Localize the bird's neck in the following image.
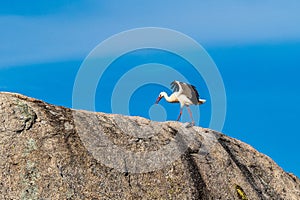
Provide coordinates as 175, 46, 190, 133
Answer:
162, 92, 177, 102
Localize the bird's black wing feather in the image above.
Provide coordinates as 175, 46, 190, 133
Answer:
181, 82, 200, 104
190, 85, 200, 100
188, 85, 199, 104
170, 81, 179, 92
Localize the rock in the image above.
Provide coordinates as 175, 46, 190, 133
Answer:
0, 92, 299, 199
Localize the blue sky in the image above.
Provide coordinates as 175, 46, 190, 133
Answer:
1, 1, 300, 176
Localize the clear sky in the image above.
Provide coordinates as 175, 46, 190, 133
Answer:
1, 1, 299, 177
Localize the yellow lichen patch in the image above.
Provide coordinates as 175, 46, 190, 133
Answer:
234, 184, 248, 200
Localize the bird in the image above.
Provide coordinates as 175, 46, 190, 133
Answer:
155, 80, 206, 126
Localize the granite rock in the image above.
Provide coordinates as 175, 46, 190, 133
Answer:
0, 92, 299, 199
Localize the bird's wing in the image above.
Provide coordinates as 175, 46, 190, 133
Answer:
172, 81, 200, 104
171, 80, 182, 94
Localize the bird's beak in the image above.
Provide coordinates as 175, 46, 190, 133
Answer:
155, 96, 163, 104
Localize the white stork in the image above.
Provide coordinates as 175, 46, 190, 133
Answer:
155, 80, 206, 126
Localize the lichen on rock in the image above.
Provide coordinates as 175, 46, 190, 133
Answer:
0, 92, 299, 199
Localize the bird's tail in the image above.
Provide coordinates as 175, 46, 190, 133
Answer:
198, 99, 206, 105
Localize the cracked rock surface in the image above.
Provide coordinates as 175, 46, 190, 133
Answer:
0, 92, 299, 199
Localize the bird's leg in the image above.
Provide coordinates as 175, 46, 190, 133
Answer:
187, 106, 195, 126
176, 108, 183, 121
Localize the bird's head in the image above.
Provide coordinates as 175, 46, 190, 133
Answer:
155, 92, 165, 104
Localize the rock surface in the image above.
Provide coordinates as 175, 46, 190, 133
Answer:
0, 92, 299, 200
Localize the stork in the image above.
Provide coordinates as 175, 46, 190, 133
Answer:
155, 80, 206, 126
